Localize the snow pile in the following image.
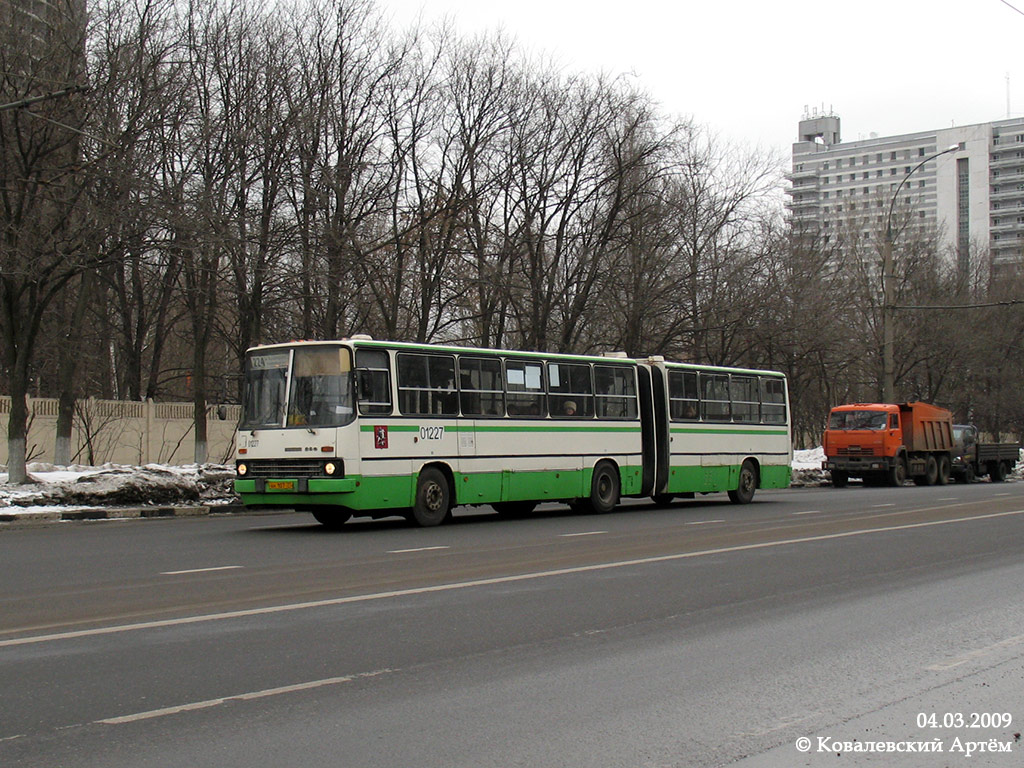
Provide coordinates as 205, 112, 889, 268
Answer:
0, 463, 237, 511
790, 447, 828, 486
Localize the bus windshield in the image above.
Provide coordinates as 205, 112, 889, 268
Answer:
241, 346, 355, 429
241, 350, 290, 429
828, 410, 888, 430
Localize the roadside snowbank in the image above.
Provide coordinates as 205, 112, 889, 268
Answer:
0, 463, 236, 516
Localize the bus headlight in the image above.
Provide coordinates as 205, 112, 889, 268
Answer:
324, 461, 338, 476
237, 462, 248, 476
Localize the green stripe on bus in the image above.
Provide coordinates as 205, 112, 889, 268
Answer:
359, 424, 641, 434
670, 427, 789, 436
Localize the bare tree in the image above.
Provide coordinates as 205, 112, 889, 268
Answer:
0, 0, 90, 481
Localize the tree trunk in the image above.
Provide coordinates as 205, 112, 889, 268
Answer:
54, 269, 95, 464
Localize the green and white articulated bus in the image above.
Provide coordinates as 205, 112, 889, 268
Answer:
233, 337, 792, 527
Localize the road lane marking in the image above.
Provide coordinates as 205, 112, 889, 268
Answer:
926, 634, 1024, 671
685, 520, 725, 525
937, 497, 958, 501
560, 531, 607, 538
160, 566, 244, 576
872, 504, 895, 508
792, 510, 822, 515
4, 508, 1024, 649
96, 668, 394, 725
387, 546, 450, 554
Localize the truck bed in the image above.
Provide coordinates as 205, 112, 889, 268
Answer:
976, 442, 1021, 464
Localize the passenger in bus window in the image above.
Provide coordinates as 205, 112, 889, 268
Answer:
563, 400, 577, 416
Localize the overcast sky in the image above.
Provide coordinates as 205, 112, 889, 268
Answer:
383, 0, 1024, 157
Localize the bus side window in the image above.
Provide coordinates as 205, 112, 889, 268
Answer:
760, 378, 786, 424
700, 373, 730, 421
668, 370, 698, 420
459, 356, 504, 416
731, 375, 759, 423
356, 349, 392, 415
397, 353, 457, 416
594, 365, 637, 419
505, 360, 545, 417
548, 361, 593, 417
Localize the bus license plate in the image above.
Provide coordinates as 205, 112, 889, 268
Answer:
267, 480, 295, 491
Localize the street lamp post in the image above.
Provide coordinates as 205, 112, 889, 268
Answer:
881, 143, 961, 402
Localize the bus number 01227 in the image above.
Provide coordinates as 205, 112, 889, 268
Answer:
419, 426, 445, 441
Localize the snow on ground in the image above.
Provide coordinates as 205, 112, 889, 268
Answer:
790, 447, 829, 487
0, 463, 237, 518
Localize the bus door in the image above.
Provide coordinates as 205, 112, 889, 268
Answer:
646, 363, 671, 496
637, 364, 659, 497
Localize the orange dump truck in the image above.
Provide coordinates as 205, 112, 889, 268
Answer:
823, 402, 954, 488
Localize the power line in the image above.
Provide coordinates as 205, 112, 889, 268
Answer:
895, 299, 1024, 310
999, 0, 1024, 17
0, 86, 86, 113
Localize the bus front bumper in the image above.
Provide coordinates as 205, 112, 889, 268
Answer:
234, 478, 358, 495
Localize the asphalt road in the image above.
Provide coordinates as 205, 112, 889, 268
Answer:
2, 482, 1024, 767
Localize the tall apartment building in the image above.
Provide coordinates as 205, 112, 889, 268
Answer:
786, 111, 1024, 272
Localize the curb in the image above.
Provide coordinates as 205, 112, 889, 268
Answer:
0, 503, 249, 526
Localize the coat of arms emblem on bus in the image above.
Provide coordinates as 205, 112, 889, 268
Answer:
374, 425, 388, 449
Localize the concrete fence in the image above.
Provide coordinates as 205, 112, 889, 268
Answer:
0, 397, 241, 467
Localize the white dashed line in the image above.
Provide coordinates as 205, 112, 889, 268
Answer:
160, 566, 243, 576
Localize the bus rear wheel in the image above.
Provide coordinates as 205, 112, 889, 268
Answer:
410, 467, 451, 527
578, 462, 619, 514
728, 460, 757, 504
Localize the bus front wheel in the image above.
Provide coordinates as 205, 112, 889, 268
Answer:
410, 467, 452, 527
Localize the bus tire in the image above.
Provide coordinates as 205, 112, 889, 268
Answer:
728, 460, 757, 504
652, 494, 675, 506
410, 467, 451, 527
311, 508, 352, 529
582, 461, 619, 514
